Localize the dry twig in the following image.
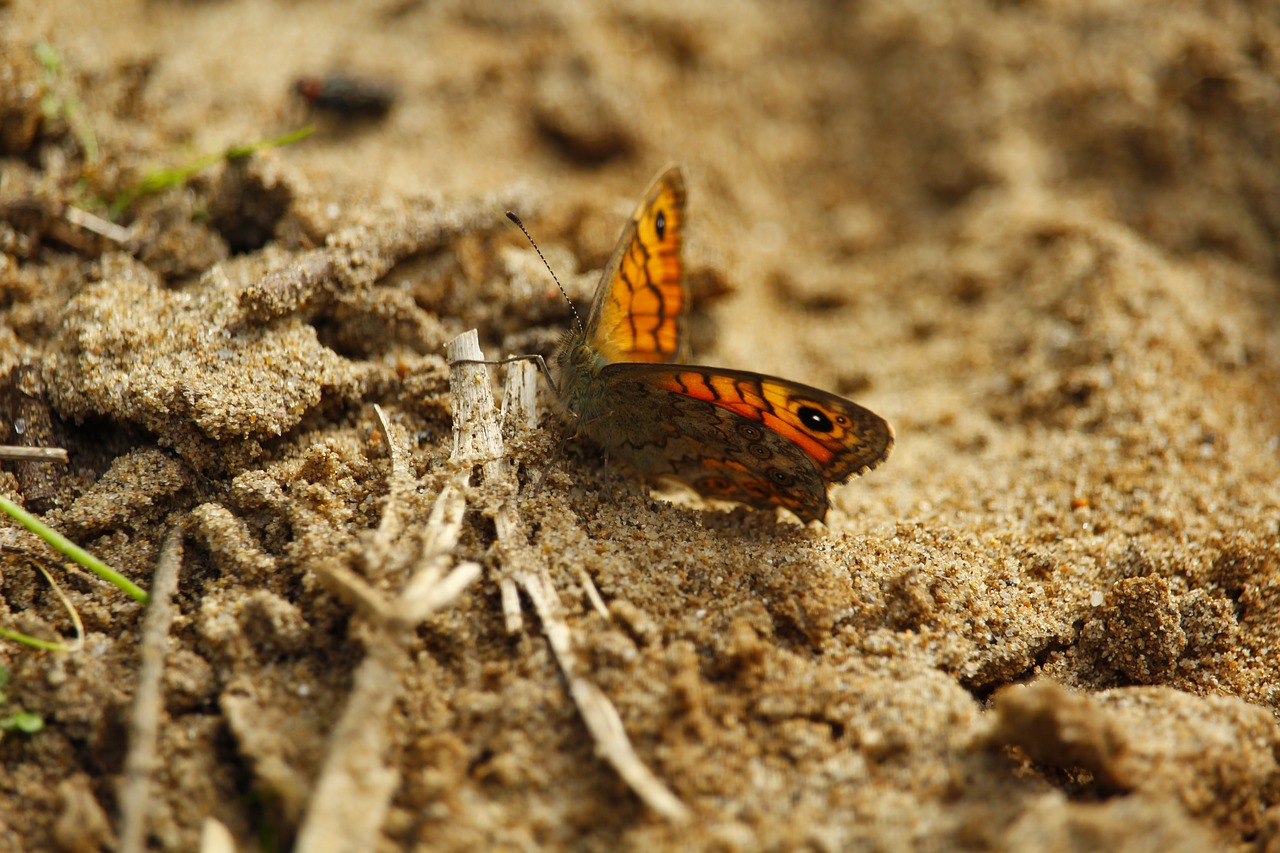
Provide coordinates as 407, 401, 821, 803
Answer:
0, 446, 68, 463
118, 526, 184, 853
296, 405, 480, 853
198, 817, 237, 853
448, 330, 690, 823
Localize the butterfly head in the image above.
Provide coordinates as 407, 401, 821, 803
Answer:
556, 329, 604, 377
555, 328, 615, 418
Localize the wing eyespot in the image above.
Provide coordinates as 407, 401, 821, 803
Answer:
655, 209, 667, 241
797, 405, 835, 433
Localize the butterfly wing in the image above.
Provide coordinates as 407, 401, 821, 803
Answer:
585, 167, 688, 364
581, 363, 894, 523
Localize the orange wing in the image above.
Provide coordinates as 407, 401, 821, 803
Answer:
587, 363, 894, 522
599, 363, 894, 480
585, 167, 688, 364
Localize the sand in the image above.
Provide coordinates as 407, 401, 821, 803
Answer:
2, 0, 1279, 850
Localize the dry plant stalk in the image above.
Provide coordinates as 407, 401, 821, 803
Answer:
295, 402, 480, 853
118, 526, 184, 853
0, 446, 69, 463
448, 330, 691, 824
198, 817, 237, 853
297, 327, 687, 851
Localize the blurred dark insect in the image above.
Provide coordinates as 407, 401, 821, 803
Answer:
293, 75, 396, 119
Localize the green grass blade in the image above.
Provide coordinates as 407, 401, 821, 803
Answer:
0, 626, 73, 652
0, 494, 149, 603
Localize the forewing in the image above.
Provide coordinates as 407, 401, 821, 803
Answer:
585, 167, 688, 364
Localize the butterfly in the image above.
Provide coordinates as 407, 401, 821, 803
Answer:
542, 166, 892, 524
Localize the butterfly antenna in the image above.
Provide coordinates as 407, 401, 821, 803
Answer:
506, 211, 585, 337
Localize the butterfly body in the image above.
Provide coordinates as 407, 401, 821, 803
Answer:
553, 167, 892, 523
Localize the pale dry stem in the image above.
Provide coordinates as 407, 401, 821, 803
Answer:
296, 393, 479, 853
118, 526, 184, 853
198, 817, 237, 853
452, 330, 691, 824
298, 327, 687, 852
0, 446, 69, 463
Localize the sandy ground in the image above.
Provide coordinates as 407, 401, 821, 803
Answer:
2, 0, 1280, 850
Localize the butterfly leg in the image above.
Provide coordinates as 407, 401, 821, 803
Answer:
603, 453, 613, 501
452, 354, 559, 395
532, 428, 572, 494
